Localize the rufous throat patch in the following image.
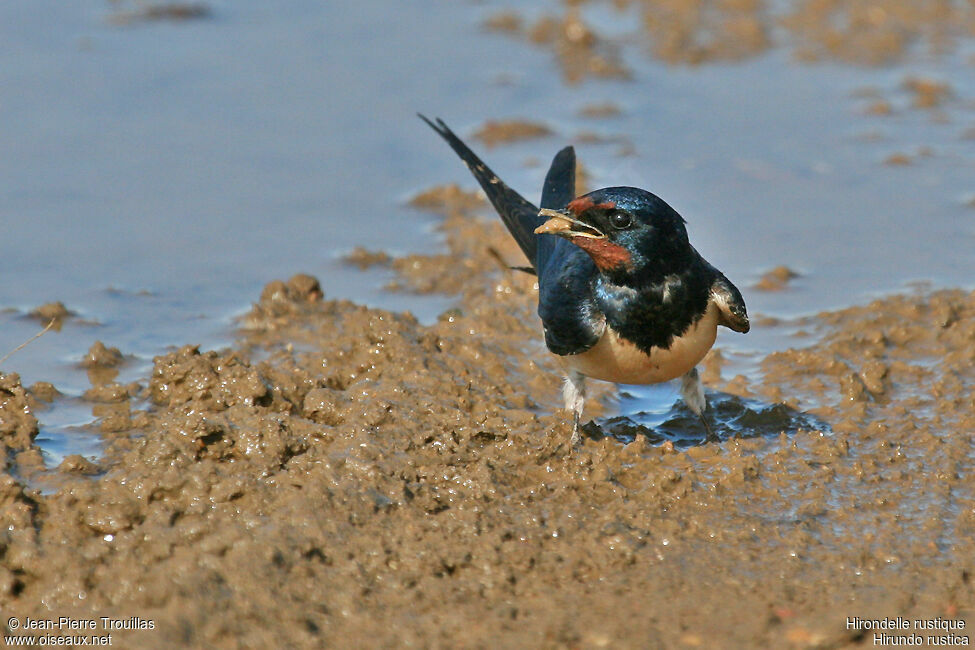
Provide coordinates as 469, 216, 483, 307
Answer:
569, 236, 632, 271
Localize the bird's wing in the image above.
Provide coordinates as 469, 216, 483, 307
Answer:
422, 116, 603, 354
537, 247, 604, 355
536, 146, 576, 273
420, 115, 543, 268
710, 273, 750, 333
536, 147, 601, 355
540, 146, 575, 210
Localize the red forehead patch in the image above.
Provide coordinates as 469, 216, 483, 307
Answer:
569, 236, 631, 272
567, 197, 616, 215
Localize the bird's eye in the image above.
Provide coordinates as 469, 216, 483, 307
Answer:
610, 212, 632, 230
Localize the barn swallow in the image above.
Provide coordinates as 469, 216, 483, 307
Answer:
420, 116, 749, 445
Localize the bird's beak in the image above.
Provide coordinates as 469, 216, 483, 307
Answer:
534, 208, 605, 239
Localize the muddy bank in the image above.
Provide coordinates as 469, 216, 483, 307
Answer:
1, 187, 972, 648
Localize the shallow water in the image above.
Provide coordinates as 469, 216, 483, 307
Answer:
2, 0, 974, 458
598, 387, 827, 447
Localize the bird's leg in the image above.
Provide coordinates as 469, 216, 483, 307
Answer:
698, 410, 718, 443
680, 367, 718, 443
563, 370, 587, 446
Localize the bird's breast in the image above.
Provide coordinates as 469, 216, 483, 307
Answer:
563, 302, 719, 384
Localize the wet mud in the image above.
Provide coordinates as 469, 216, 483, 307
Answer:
485, 8, 631, 84
473, 120, 554, 148
2, 185, 972, 647
108, 2, 211, 26
489, 0, 975, 67
754, 265, 801, 292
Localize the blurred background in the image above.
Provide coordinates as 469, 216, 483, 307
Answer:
1, 0, 973, 459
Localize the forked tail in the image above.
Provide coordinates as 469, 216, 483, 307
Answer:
420, 115, 545, 267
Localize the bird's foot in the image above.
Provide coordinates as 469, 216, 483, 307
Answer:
569, 411, 582, 447
562, 371, 586, 448
700, 414, 719, 444
682, 367, 719, 443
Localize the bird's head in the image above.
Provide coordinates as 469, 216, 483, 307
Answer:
535, 187, 691, 281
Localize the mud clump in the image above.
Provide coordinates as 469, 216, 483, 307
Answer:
27, 381, 61, 403
864, 99, 893, 115
904, 76, 953, 109
244, 273, 324, 328
57, 454, 100, 476
884, 152, 914, 166
578, 102, 622, 119
486, 8, 630, 83
109, 2, 210, 25
80, 341, 125, 369
342, 246, 392, 270
26, 301, 73, 331
0, 373, 39, 456
473, 119, 553, 148
482, 10, 521, 35
754, 265, 800, 291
